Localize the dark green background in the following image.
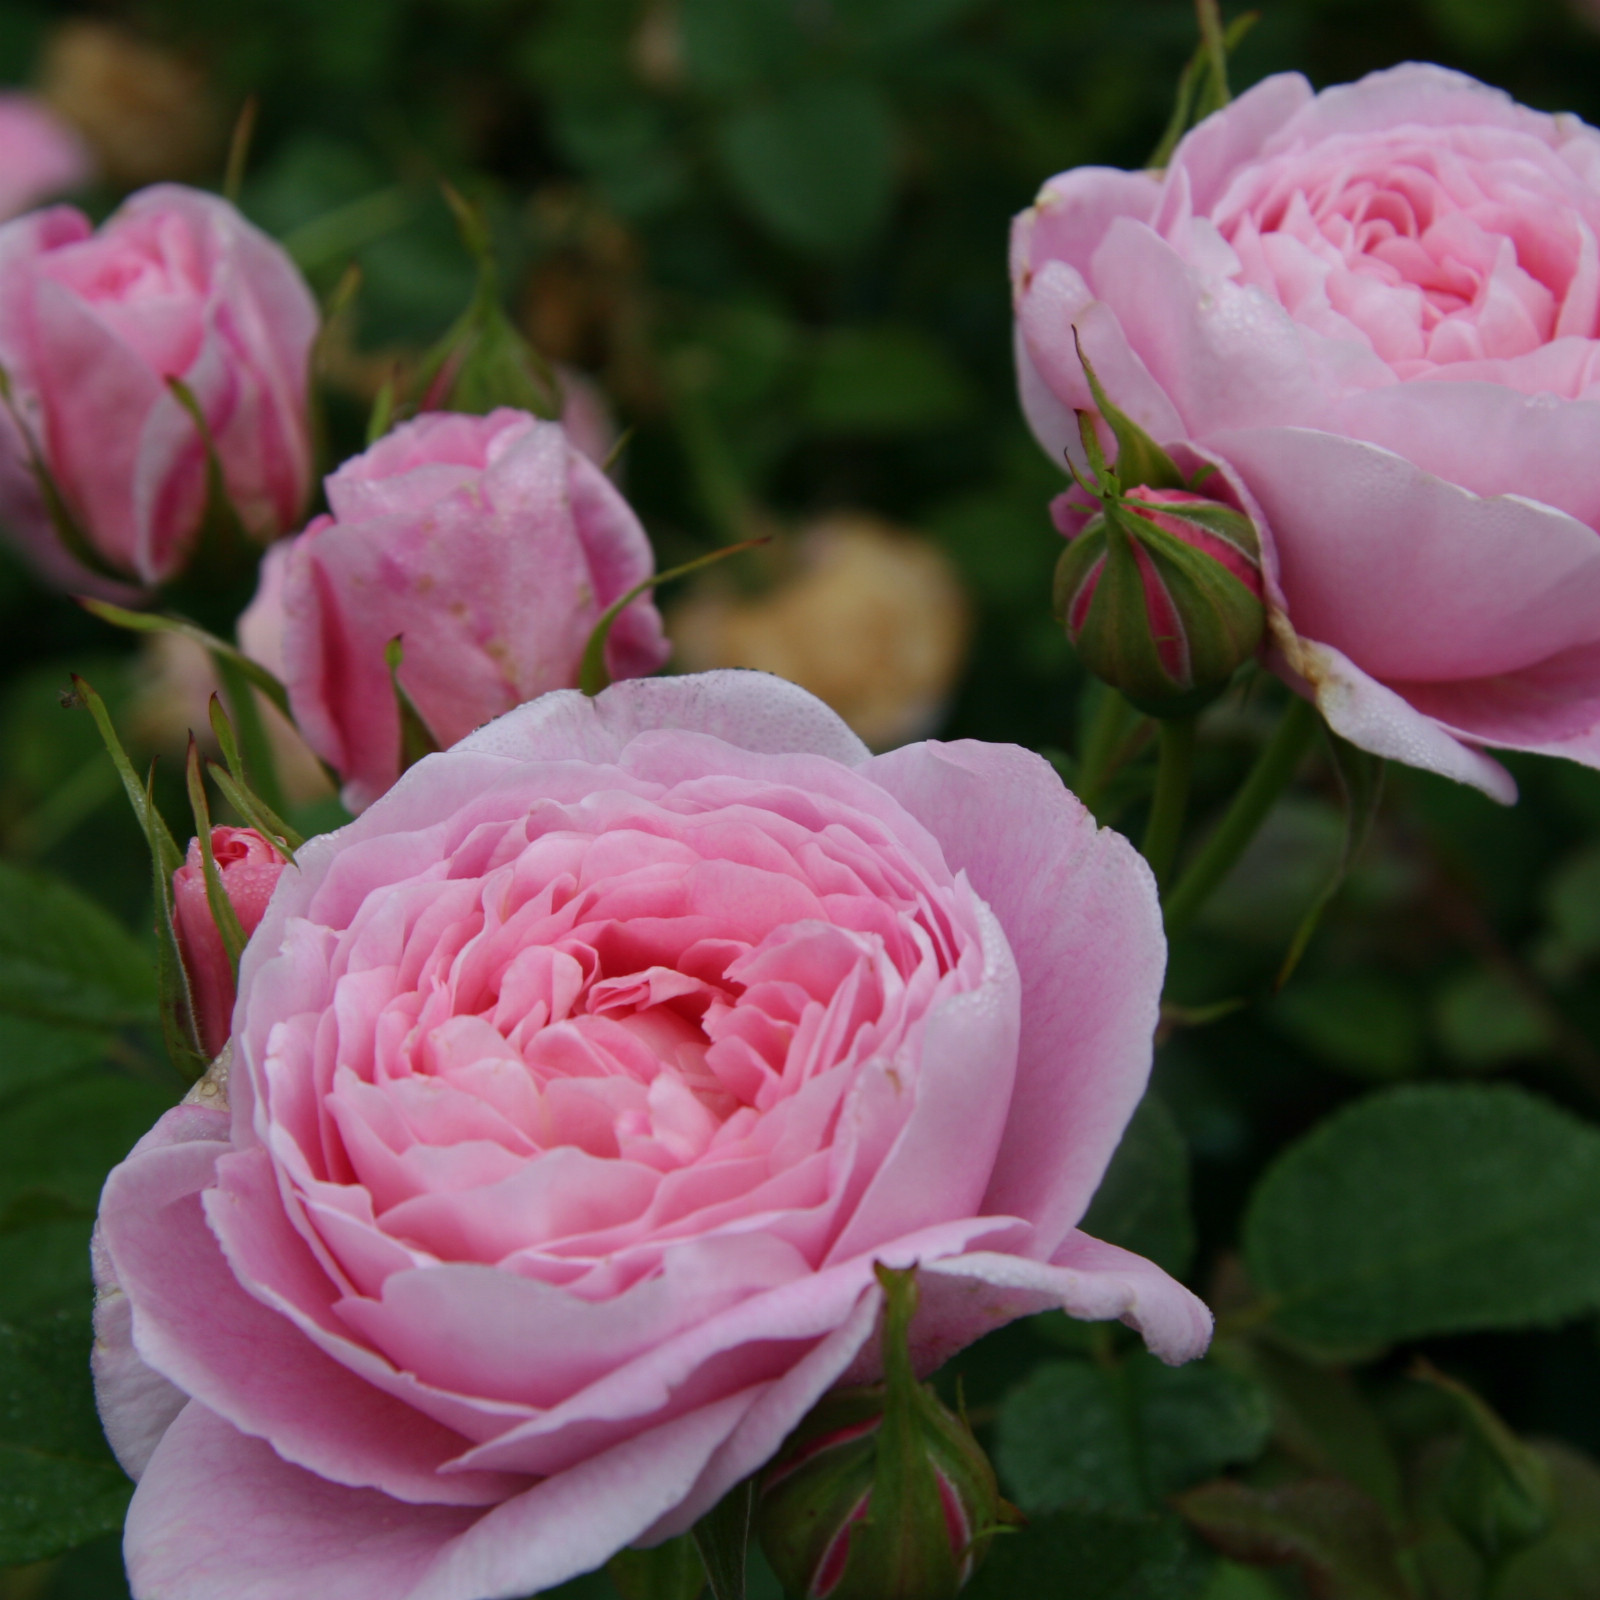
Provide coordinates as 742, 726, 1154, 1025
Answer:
5, 0, 1600, 1595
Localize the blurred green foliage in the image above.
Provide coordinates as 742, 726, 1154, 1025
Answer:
5, 0, 1600, 1595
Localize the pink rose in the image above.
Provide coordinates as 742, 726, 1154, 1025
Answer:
1013, 64, 1600, 799
93, 672, 1208, 1600
240, 408, 670, 814
0, 184, 316, 589
171, 827, 287, 1060
0, 93, 93, 220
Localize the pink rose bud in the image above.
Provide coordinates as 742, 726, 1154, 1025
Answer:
241, 407, 669, 812
0, 184, 317, 590
758, 1267, 1021, 1600
171, 826, 285, 1060
0, 93, 93, 221
1053, 484, 1265, 718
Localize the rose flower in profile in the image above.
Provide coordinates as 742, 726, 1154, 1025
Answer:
240, 407, 669, 814
1014, 64, 1600, 799
92, 672, 1208, 1600
0, 185, 316, 589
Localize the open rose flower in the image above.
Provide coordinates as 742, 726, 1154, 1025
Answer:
239, 408, 670, 814
1013, 63, 1600, 800
92, 671, 1208, 1600
0, 184, 316, 589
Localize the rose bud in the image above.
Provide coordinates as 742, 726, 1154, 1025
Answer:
757, 1266, 1020, 1600
241, 407, 669, 812
1052, 485, 1265, 718
0, 93, 93, 221
171, 826, 285, 1060
0, 185, 316, 591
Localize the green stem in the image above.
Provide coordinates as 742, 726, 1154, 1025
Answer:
1196, 0, 1230, 108
1075, 687, 1147, 815
212, 652, 288, 818
1163, 694, 1320, 935
1141, 717, 1197, 888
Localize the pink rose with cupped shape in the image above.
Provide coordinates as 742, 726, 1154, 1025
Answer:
92, 671, 1208, 1600
0, 184, 316, 590
239, 407, 670, 815
1014, 63, 1600, 800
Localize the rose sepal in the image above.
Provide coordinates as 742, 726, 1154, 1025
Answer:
755, 1264, 1021, 1599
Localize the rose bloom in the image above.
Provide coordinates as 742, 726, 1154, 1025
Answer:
0, 184, 316, 589
171, 827, 287, 1061
0, 92, 93, 220
1013, 63, 1600, 800
93, 672, 1209, 1600
239, 408, 669, 815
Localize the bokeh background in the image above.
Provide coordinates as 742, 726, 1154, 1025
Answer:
5, 0, 1600, 1594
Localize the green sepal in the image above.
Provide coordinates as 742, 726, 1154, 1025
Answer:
184, 737, 247, 977
755, 1265, 1019, 1600
68, 675, 206, 1079
1415, 1362, 1555, 1564
580, 537, 771, 697
207, 696, 303, 858
79, 599, 294, 720
384, 637, 442, 774
410, 185, 561, 422
608, 1535, 707, 1600
692, 1478, 754, 1600
1071, 330, 1185, 493
164, 375, 261, 600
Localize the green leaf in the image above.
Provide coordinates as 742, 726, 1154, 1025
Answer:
1221, 1340, 1403, 1523
0, 1016, 113, 1107
716, 77, 894, 257
0, 1073, 176, 1217
1244, 1085, 1600, 1354
996, 1354, 1270, 1517
0, 1308, 132, 1564
608, 1534, 706, 1599
680, 0, 803, 93
1432, 970, 1552, 1071
964, 1507, 1212, 1600
1269, 974, 1423, 1083
1175, 1479, 1412, 1600
1413, 1364, 1552, 1562
1081, 1091, 1195, 1279
1496, 1443, 1600, 1600
802, 327, 972, 435
0, 861, 154, 1031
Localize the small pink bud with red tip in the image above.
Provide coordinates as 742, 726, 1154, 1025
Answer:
172, 827, 285, 1058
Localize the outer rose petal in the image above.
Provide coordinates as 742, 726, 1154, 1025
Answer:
865, 739, 1165, 1255
1211, 426, 1600, 680
913, 1232, 1213, 1369
126, 1403, 479, 1600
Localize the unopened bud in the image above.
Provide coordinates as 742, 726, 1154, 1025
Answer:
1054, 485, 1265, 718
756, 1265, 1019, 1599
172, 827, 285, 1059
